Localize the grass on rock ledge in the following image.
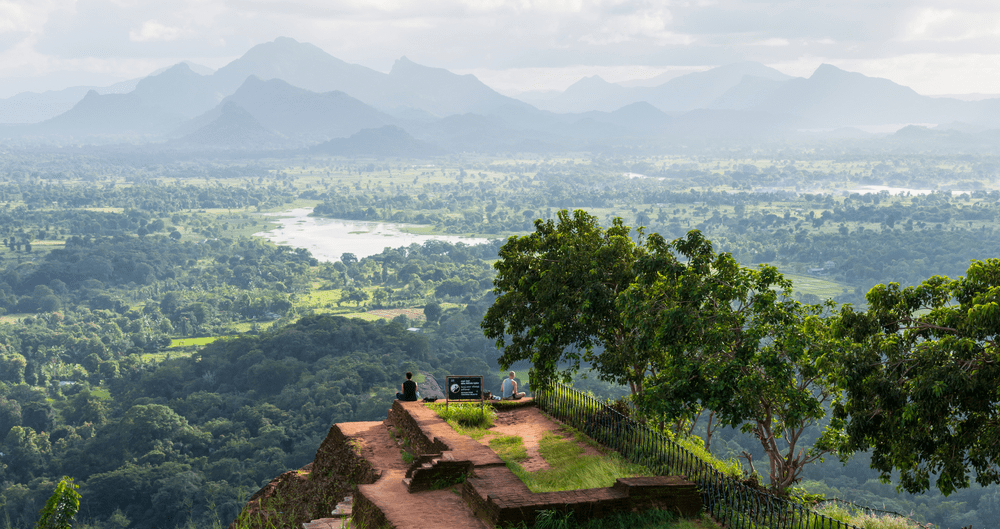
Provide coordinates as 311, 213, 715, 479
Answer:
508, 431, 652, 492
426, 402, 496, 439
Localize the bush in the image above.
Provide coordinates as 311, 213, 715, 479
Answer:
427, 402, 496, 428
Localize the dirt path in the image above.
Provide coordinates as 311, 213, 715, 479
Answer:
481, 406, 604, 472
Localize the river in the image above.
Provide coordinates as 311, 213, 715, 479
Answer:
253, 208, 491, 262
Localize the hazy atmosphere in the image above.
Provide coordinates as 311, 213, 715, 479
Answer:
2, 0, 999, 97
1, 2, 999, 529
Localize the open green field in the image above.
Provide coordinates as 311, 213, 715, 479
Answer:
139, 350, 198, 363
168, 336, 234, 348
781, 272, 853, 300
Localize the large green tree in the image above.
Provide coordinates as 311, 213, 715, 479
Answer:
833, 258, 1000, 495
481, 209, 651, 393
619, 230, 843, 493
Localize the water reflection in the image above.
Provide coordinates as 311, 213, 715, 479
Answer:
254, 208, 491, 262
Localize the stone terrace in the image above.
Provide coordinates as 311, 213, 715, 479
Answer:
307, 399, 702, 529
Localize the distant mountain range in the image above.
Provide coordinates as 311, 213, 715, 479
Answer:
519, 62, 793, 113
2, 36, 999, 153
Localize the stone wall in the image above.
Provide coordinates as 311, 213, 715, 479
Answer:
387, 400, 449, 455
463, 466, 701, 527
228, 423, 380, 529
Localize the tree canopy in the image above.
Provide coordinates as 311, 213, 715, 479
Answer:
484, 212, 844, 493
481, 209, 649, 392
622, 230, 843, 492
833, 258, 1000, 495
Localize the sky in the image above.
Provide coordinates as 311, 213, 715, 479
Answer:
0, 0, 998, 98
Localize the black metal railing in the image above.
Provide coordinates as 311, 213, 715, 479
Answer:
534, 382, 863, 529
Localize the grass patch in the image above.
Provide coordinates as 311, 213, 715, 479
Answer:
0, 313, 31, 324
426, 402, 496, 440
489, 435, 528, 462
168, 336, 230, 348
815, 503, 922, 529
672, 433, 742, 479
510, 432, 652, 492
230, 321, 280, 333
781, 272, 852, 300
138, 350, 197, 362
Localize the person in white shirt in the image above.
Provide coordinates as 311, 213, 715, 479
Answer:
501, 371, 525, 400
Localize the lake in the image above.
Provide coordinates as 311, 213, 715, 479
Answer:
254, 208, 492, 262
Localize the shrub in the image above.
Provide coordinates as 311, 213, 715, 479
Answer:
427, 402, 496, 428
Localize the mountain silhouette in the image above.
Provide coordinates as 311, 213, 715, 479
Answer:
710, 64, 1000, 127
523, 62, 793, 113
175, 76, 393, 142
10, 37, 1000, 146
176, 101, 285, 148
310, 125, 443, 157
31, 63, 217, 136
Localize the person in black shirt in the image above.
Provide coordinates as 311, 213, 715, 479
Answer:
396, 371, 418, 401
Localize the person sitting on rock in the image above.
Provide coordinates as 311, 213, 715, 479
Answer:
501, 371, 526, 400
396, 371, 418, 401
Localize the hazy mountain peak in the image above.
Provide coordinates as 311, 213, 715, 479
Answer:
150, 61, 214, 77
390, 56, 461, 78
177, 99, 284, 148
273, 36, 301, 46
568, 75, 611, 88
156, 62, 195, 77
211, 36, 382, 97
810, 63, 854, 79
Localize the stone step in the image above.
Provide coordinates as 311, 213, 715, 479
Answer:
331, 494, 352, 518
301, 518, 347, 529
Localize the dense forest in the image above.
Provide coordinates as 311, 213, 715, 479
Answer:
0, 151, 997, 528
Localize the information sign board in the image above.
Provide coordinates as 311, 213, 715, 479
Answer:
446, 375, 483, 401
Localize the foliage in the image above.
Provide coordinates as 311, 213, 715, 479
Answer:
0, 154, 999, 528
814, 504, 921, 529
426, 402, 496, 429
621, 229, 844, 494
832, 257, 1000, 495
499, 508, 691, 529
482, 209, 649, 393
35, 477, 80, 529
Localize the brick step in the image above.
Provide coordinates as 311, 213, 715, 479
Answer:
301, 518, 347, 529
358, 468, 489, 529
331, 494, 352, 518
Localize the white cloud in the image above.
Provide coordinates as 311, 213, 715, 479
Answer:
1, 0, 1000, 97
0, 0, 70, 33
129, 20, 186, 42
902, 7, 999, 42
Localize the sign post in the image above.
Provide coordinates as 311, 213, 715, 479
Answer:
445, 375, 483, 411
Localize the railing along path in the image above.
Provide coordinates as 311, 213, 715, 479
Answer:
534, 382, 864, 529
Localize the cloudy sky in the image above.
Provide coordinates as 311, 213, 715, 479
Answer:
0, 0, 997, 98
